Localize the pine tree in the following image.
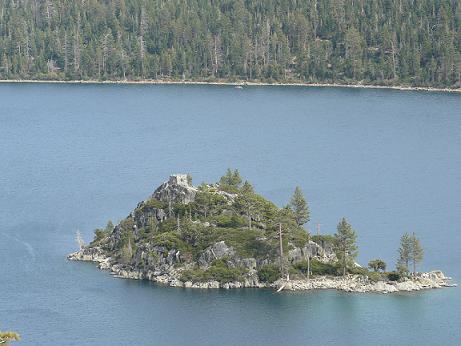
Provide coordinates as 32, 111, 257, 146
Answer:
237, 181, 256, 229
334, 218, 358, 276
410, 232, 424, 275
104, 220, 114, 234
289, 186, 310, 226
398, 232, 412, 273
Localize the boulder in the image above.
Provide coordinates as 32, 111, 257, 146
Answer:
198, 241, 236, 267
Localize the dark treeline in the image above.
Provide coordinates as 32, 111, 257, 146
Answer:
1, 0, 461, 87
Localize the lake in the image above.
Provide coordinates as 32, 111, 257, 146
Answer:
0, 83, 460, 345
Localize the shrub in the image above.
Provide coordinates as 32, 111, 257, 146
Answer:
367, 271, 383, 282
310, 259, 338, 276
349, 266, 369, 276
213, 214, 247, 228
143, 198, 168, 210
311, 234, 336, 245
180, 268, 206, 282
368, 259, 387, 272
215, 227, 270, 258
257, 264, 281, 283
386, 272, 401, 281
293, 260, 310, 274
90, 228, 108, 245
204, 262, 247, 284
152, 232, 190, 252
181, 260, 247, 284
158, 218, 178, 233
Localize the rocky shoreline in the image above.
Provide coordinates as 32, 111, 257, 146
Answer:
2, 78, 461, 94
68, 248, 456, 294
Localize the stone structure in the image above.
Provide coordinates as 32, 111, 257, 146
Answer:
152, 174, 197, 204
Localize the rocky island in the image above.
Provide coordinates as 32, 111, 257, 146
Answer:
69, 171, 455, 293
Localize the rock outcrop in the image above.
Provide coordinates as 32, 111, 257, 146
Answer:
198, 241, 237, 267
152, 174, 197, 204
288, 240, 336, 263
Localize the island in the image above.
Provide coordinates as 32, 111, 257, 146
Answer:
69, 171, 455, 293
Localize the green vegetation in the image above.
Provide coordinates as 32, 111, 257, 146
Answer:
311, 234, 336, 245
219, 169, 242, 193
334, 218, 358, 276
181, 259, 247, 284
0, 331, 20, 346
289, 186, 310, 226
293, 259, 338, 276
1, 1, 461, 88
398, 232, 424, 275
367, 271, 383, 283
410, 233, 424, 275
91, 220, 114, 245
386, 272, 401, 282
368, 259, 387, 272
257, 264, 281, 283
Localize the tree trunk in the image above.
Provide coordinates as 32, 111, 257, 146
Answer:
279, 223, 284, 278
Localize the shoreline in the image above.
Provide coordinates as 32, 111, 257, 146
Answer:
68, 249, 456, 294
1, 78, 461, 94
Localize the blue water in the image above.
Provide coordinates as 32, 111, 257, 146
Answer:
0, 83, 460, 345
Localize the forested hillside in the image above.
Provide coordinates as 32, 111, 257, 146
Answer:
1, 0, 461, 88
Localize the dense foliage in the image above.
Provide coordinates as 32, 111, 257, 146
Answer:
1, 1, 461, 88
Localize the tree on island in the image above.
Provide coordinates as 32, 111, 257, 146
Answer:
334, 218, 358, 276
274, 206, 298, 279
410, 233, 424, 275
236, 181, 257, 229
398, 233, 412, 273
289, 186, 310, 227
219, 168, 242, 193
398, 232, 424, 275
0, 331, 20, 345
368, 259, 386, 272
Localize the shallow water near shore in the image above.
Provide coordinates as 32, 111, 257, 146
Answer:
1, 83, 460, 345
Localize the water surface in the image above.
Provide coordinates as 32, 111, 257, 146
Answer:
0, 84, 460, 345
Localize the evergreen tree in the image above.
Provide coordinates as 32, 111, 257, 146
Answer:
105, 220, 114, 233
334, 218, 358, 276
1, 1, 461, 88
410, 232, 424, 275
289, 186, 310, 226
235, 180, 256, 229
219, 169, 242, 192
398, 232, 413, 273
368, 259, 386, 272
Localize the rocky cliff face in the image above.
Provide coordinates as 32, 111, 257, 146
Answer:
152, 174, 197, 204
288, 240, 336, 264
